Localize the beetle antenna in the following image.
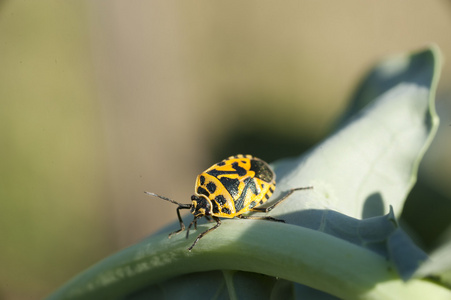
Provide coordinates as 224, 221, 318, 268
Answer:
144, 191, 191, 208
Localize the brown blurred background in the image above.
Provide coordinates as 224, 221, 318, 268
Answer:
1, 1, 451, 299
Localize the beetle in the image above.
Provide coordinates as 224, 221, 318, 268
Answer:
145, 154, 312, 251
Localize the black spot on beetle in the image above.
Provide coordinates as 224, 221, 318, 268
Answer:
199, 175, 205, 185
197, 186, 210, 197
207, 161, 247, 179
221, 207, 231, 214
231, 162, 247, 176
215, 194, 227, 205
219, 177, 240, 197
206, 182, 217, 193
250, 159, 274, 182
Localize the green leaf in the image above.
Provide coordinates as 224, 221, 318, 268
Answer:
272, 46, 440, 220
47, 46, 447, 299
126, 270, 295, 299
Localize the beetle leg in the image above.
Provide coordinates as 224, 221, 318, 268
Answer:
188, 217, 222, 251
238, 215, 285, 223
186, 216, 201, 239
168, 205, 190, 238
251, 186, 313, 213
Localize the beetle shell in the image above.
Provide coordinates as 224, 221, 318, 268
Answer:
192, 154, 276, 218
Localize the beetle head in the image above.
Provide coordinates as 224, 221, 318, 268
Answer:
190, 194, 211, 217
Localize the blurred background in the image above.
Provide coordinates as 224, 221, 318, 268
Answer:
1, 1, 451, 298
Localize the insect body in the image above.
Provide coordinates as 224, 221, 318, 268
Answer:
145, 154, 312, 251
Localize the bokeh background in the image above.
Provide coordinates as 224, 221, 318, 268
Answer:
2, 1, 451, 299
